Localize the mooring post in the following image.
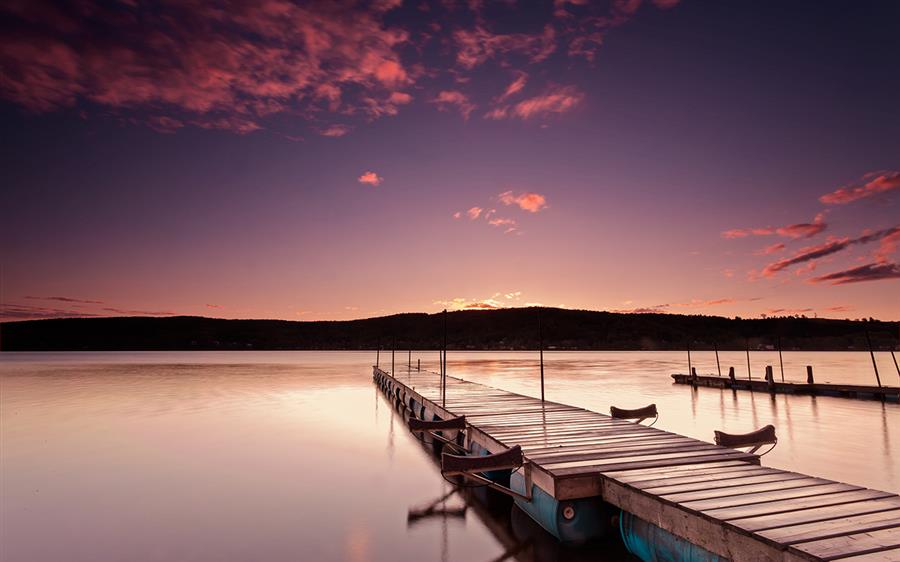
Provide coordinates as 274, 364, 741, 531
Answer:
539, 308, 545, 402
392, 338, 395, 377
714, 341, 722, 377
376, 346, 380, 368
806, 365, 815, 385
865, 330, 883, 393
691, 366, 698, 387
417, 358, 420, 371
765, 365, 775, 392
687, 341, 692, 379
408, 349, 411, 372
777, 336, 785, 382
746, 338, 752, 381
728, 366, 736, 386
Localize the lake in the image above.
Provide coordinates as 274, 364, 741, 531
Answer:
1, 351, 898, 561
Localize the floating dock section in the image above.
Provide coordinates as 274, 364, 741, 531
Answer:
672, 373, 900, 402
375, 366, 900, 562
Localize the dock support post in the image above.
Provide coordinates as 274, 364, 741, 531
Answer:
539, 308, 545, 402
728, 366, 736, 386
417, 359, 420, 371
408, 349, 411, 372
714, 342, 721, 377
376, 346, 380, 368
687, 342, 692, 382
778, 336, 785, 382
865, 330, 883, 399
745, 338, 752, 381
765, 365, 774, 392
443, 309, 448, 408
807, 365, 814, 385
691, 366, 698, 387
392, 338, 395, 377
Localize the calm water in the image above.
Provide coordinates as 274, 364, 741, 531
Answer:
1, 351, 898, 562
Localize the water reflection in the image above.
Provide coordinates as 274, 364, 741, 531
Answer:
1, 350, 897, 562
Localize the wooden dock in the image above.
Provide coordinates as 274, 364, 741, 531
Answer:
672, 373, 900, 402
375, 366, 900, 562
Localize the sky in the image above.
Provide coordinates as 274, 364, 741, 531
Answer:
1, 0, 899, 322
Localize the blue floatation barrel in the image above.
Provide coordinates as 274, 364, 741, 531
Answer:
619, 511, 725, 562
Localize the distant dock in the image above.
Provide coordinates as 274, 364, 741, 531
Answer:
375, 366, 900, 561
672, 373, 900, 402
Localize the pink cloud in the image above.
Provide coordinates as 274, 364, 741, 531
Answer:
761, 226, 900, 277
498, 190, 548, 213
358, 171, 383, 186
431, 90, 476, 119
755, 243, 785, 255
0, 1, 412, 133
810, 262, 900, 285
497, 72, 528, 102
452, 211, 462, 219
487, 85, 584, 120
722, 213, 827, 240
454, 25, 556, 70
466, 207, 483, 220
319, 124, 352, 137
820, 171, 900, 205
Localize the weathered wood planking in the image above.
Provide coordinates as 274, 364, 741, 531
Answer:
375, 367, 900, 561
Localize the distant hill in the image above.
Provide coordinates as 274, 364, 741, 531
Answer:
1, 308, 897, 352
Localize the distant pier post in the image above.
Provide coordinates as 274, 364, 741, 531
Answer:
392, 339, 395, 376
806, 365, 815, 385
728, 366, 736, 386
714, 342, 722, 377
745, 338, 752, 381
892, 350, 900, 382
765, 365, 775, 392
687, 342, 692, 381
539, 308, 545, 402
691, 366, 698, 387
777, 336, 785, 382
865, 330, 883, 402
417, 358, 420, 371
376, 346, 380, 368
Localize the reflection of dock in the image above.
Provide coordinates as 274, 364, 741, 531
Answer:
672, 373, 900, 402
376, 366, 900, 561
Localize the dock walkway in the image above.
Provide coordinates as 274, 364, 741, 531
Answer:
672, 373, 900, 402
375, 366, 900, 562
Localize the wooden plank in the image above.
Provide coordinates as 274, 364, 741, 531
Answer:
546, 447, 744, 471
791, 526, 900, 560
661, 476, 831, 503
707, 490, 898, 522
554, 451, 758, 476
605, 459, 753, 481
640, 469, 805, 493
531, 442, 725, 465
759, 510, 900, 545
683, 483, 862, 512
731, 497, 900, 533
828, 547, 900, 561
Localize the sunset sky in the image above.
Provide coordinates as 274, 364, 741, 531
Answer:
1, 0, 899, 322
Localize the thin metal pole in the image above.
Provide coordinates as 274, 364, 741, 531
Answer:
714, 341, 721, 377
777, 336, 785, 382
442, 309, 448, 407
391, 338, 395, 377
539, 308, 545, 402
687, 341, 692, 376
746, 338, 752, 381
866, 330, 883, 390
376, 346, 380, 368
408, 349, 411, 372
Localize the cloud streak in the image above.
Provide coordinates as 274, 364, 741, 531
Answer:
761, 226, 900, 277
722, 213, 827, 240
498, 191, 548, 213
358, 171, 383, 186
820, 171, 900, 205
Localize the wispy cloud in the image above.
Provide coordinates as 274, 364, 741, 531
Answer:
25, 295, 104, 304
820, 171, 900, 205
754, 243, 786, 256
319, 124, 352, 137
486, 85, 583, 120
761, 226, 900, 277
810, 263, 900, 285
466, 206, 483, 220
358, 171, 383, 186
497, 72, 528, 102
453, 25, 555, 70
722, 212, 827, 240
431, 90, 476, 119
